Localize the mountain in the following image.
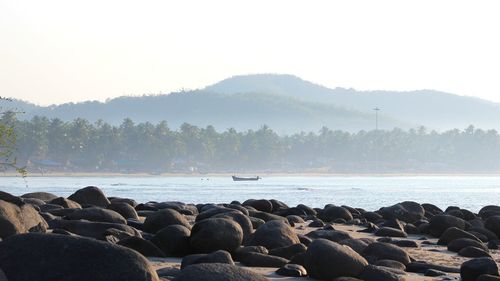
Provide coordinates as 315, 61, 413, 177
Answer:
3, 74, 500, 133
206, 74, 500, 131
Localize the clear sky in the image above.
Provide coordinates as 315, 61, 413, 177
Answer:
1, 0, 500, 105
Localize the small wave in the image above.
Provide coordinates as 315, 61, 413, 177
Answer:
110, 183, 128, 186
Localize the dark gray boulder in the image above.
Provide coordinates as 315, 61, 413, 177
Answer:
117, 236, 165, 257
68, 186, 110, 207
375, 260, 406, 271
479, 206, 500, 219
358, 265, 405, 281
108, 202, 139, 220
143, 209, 191, 233
243, 199, 273, 213
0, 233, 159, 281
459, 246, 492, 258
0, 199, 48, 239
173, 263, 269, 281
238, 252, 288, 267
189, 218, 243, 253
151, 225, 191, 257
306, 229, 353, 242
460, 257, 499, 281
181, 250, 234, 269
362, 242, 411, 265
268, 243, 307, 259
48, 219, 140, 240
485, 216, 500, 237
447, 238, 488, 252
49, 197, 82, 209
304, 238, 368, 280
429, 214, 467, 237
64, 207, 127, 224
247, 220, 300, 249
319, 206, 353, 222
379, 201, 424, 223
276, 264, 307, 277
438, 226, 481, 245
21, 192, 58, 202
375, 227, 407, 238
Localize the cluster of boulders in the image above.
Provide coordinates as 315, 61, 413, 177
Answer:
0, 187, 499, 281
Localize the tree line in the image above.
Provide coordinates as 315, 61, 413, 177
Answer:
3, 114, 500, 173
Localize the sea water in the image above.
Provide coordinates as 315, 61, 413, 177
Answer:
1, 176, 499, 212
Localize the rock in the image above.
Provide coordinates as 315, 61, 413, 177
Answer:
358, 265, 405, 281
196, 207, 240, 222
109, 197, 138, 207
48, 219, 140, 240
479, 206, 500, 219
298, 234, 313, 246
308, 219, 325, 227
39, 204, 63, 212
173, 263, 269, 281
447, 238, 488, 252
0, 233, 159, 281
338, 238, 370, 254
269, 243, 307, 259
64, 207, 127, 224
151, 225, 191, 257
477, 274, 500, 281
22, 198, 45, 206
404, 223, 420, 234
0, 191, 24, 206
238, 252, 289, 267
379, 201, 424, 223
276, 264, 307, 277
0, 199, 48, 239
189, 218, 243, 253
332, 278, 362, 281
304, 238, 368, 280
375, 227, 407, 238
181, 250, 234, 269
406, 261, 460, 273
391, 239, 418, 248
429, 214, 467, 237
306, 229, 353, 242
156, 267, 180, 278
68, 186, 110, 207
362, 242, 411, 265
459, 246, 492, 258
287, 215, 305, 224
21, 192, 58, 202
117, 236, 165, 257
108, 202, 139, 220
249, 210, 288, 223
470, 227, 498, 241
247, 220, 300, 249
375, 260, 406, 271
319, 206, 353, 222
243, 199, 273, 213
233, 246, 268, 260
48, 197, 82, 209
249, 217, 265, 229
297, 204, 317, 216
460, 257, 499, 281
485, 216, 500, 237
424, 269, 447, 276
144, 209, 191, 233
274, 207, 306, 217
213, 212, 253, 240
422, 203, 443, 216
438, 226, 482, 245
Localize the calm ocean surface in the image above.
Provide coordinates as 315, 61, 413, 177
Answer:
1, 176, 499, 212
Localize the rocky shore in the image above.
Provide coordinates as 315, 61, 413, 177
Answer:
0, 186, 499, 281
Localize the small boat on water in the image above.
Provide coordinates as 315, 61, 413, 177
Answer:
232, 175, 261, 181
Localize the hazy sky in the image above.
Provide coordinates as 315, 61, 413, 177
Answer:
1, 0, 500, 105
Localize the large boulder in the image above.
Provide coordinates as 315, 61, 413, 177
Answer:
151, 225, 191, 257
21, 192, 58, 202
212, 212, 253, 240
173, 263, 269, 281
0, 199, 48, 239
479, 206, 500, 219
247, 220, 300, 249
189, 218, 243, 253
181, 250, 234, 269
143, 209, 191, 233
379, 201, 424, 223
108, 202, 139, 220
238, 252, 288, 267
64, 207, 127, 224
49, 197, 82, 209
429, 214, 467, 237
485, 216, 500, 237
304, 238, 368, 280
319, 206, 353, 222
68, 186, 110, 207
448, 238, 488, 253
460, 257, 499, 281
438, 227, 482, 245
0, 233, 159, 281
358, 265, 405, 281
48, 219, 140, 240
362, 242, 411, 265
243, 199, 273, 213
117, 236, 165, 257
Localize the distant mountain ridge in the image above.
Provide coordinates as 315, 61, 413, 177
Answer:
3, 74, 500, 133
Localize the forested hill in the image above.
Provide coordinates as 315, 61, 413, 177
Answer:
206, 74, 500, 131
4, 74, 500, 133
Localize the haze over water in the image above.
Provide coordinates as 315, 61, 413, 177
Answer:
4, 175, 500, 212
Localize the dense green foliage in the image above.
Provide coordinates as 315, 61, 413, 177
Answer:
8, 115, 500, 173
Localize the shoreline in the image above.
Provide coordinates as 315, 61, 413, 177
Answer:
2, 171, 500, 177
